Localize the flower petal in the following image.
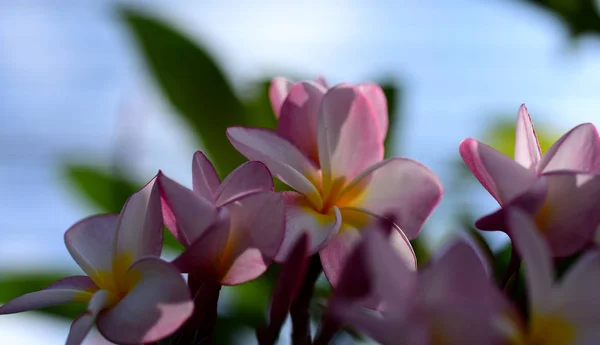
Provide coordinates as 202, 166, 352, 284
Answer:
539, 123, 600, 173
114, 176, 163, 264
64, 215, 119, 283
171, 208, 231, 278
97, 257, 193, 344
357, 82, 388, 140
321, 212, 416, 291
341, 158, 442, 239
460, 138, 536, 204
192, 151, 221, 201
318, 85, 384, 193
214, 161, 274, 207
506, 208, 554, 311
0, 276, 98, 315
158, 172, 218, 247
514, 104, 542, 169
276, 81, 327, 164
275, 192, 341, 262
557, 251, 600, 337
269, 77, 294, 119
220, 191, 286, 285
227, 127, 322, 209
66, 290, 112, 345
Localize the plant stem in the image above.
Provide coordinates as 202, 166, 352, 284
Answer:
313, 316, 339, 345
290, 255, 322, 345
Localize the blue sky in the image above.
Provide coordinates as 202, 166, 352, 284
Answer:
1, 0, 600, 343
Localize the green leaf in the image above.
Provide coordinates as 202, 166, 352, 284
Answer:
63, 163, 138, 214
522, 0, 600, 37
484, 117, 558, 159
0, 273, 84, 319
243, 80, 278, 130
120, 8, 247, 176
381, 82, 401, 157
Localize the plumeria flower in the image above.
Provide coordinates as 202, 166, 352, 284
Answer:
227, 79, 442, 285
327, 224, 511, 345
460, 105, 600, 256
158, 151, 285, 286
0, 177, 193, 345
503, 208, 600, 345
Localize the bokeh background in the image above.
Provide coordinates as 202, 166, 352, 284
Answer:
1, 0, 599, 343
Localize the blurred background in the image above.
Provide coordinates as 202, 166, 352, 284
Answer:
1, 0, 599, 343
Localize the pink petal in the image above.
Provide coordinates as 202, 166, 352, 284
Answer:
514, 104, 542, 169
226, 127, 322, 209
0, 276, 98, 315
341, 158, 443, 239
66, 290, 112, 345
539, 123, 600, 173
269, 234, 310, 328
459, 138, 536, 204
274, 192, 342, 262
220, 191, 286, 285
317, 85, 384, 194
97, 258, 193, 344
192, 151, 221, 201
269, 77, 294, 119
315, 76, 328, 88
557, 251, 600, 334
357, 82, 388, 140
214, 161, 274, 207
321, 212, 416, 291
276, 81, 327, 164
158, 172, 218, 247
64, 215, 119, 283
506, 208, 553, 310
171, 208, 231, 278
114, 176, 163, 264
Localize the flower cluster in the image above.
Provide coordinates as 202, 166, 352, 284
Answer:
1, 78, 599, 345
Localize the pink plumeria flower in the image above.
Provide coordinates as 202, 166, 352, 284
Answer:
0, 177, 193, 345
158, 152, 285, 286
328, 225, 512, 345
503, 209, 600, 345
460, 105, 600, 256
228, 79, 442, 285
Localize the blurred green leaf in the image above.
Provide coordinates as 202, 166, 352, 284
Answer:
381, 82, 401, 157
0, 273, 84, 319
243, 80, 278, 130
523, 0, 600, 37
64, 163, 138, 213
484, 117, 558, 159
120, 8, 247, 176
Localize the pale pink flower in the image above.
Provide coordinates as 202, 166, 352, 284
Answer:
228, 79, 442, 285
0, 177, 193, 345
158, 152, 285, 285
460, 105, 600, 256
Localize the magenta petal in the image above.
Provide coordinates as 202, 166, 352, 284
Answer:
158, 172, 218, 247
342, 158, 443, 239
357, 82, 388, 140
192, 151, 221, 201
0, 276, 97, 315
506, 208, 553, 309
214, 161, 274, 207
460, 138, 536, 204
275, 192, 342, 262
269, 77, 294, 119
114, 175, 163, 262
269, 234, 310, 328
66, 290, 112, 345
317, 85, 384, 186
277, 81, 327, 163
226, 127, 322, 207
97, 258, 193, 344
539, 123, 600, 173
64, 215, 119, 281
514, 104, 542, 169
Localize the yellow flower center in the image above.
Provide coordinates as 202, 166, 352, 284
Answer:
87, 252, 140, 308
508, 312, 575, 345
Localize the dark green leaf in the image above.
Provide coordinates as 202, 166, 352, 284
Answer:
522, 0, 600, 37
63, 163, 138, 214
0, 273, 84, 319
120, 8, 247, 176
381, 82, 401, 157
243, 80, 278, 130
